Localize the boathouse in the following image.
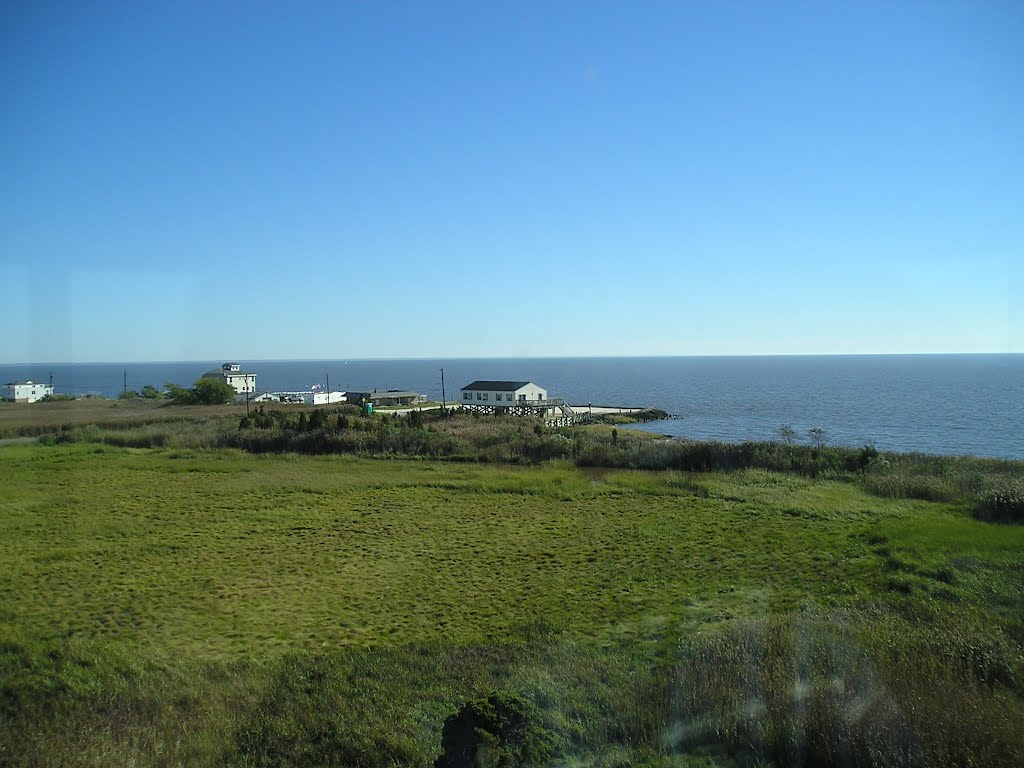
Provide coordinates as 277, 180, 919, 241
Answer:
459, 380, 547, 408
457, 380, 585, 425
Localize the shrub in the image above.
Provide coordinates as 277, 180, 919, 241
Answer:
862, 471, 961, 503
165, 383, 195, 405
529, 435, 574, 462
435, 690, 560, 768
192, 377, 237, 405
975, 481, 1024, 523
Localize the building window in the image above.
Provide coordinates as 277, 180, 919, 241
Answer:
483, 393, 488, 401
476, 392, 481, 400
464, 392, 470, 400
506, 393, 512, 401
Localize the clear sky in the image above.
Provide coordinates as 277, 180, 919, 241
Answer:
2, 1, 1021, 363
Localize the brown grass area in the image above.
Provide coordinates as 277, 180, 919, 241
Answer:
0, 399, 247, 438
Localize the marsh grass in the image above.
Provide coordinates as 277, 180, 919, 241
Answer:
0, 399, 247, 440
1, 444, 1023, 765
975, 479, 1024, 523
10, 403, 1023, 520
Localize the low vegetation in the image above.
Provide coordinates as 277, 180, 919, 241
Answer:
0, 398, 239, 441
8, 401, 1019, 522
1, 402, 1022, 765
166, 377, 238, 405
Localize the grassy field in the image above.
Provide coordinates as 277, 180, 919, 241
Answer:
2, 441, 1022, 766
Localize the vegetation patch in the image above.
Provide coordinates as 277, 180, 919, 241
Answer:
975, 480, 1024, 523
1, 409, 1022, 765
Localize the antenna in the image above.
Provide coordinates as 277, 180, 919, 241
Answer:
440, 367, 446, 415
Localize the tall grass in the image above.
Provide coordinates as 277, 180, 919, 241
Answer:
975, 480, 1024, 523
649, 613, 1023, 767
0, 399, 244, 439
3, 612, 1022, 766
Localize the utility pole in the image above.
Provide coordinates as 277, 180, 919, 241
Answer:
123, 369, 127, 396
326, 372, 330, 406
440, 367, 446, 415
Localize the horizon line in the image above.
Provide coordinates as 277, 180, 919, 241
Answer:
3, 351, 1022, 366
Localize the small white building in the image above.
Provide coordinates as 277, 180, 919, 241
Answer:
254, 391, 306, 404
458, 380, 583, 424
313, 391, 347, 405
202, 363, 257, 395
459, 380, 549, 408
2, 380, 54, 403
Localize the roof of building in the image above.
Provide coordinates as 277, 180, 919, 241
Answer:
461, 380, 533, 391
203, 369, 255, 378
5, 380, 49, 386
367, 390, 423, 399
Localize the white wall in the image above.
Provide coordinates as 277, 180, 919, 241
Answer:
2, 382, 53, 403
312, 391, 347, 405
513, 384, 547, 402
224, 373, 257, 394
458, 383, 548, 406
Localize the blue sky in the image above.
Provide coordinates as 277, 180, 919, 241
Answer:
2, 1, 1021, 363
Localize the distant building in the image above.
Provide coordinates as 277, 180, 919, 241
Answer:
459, 380, 548, 408
347, 390, 427, 407
255, 391, 306, 404
201, 363, 256, 395
2, 380, 54, 403
312, 391, 347, 405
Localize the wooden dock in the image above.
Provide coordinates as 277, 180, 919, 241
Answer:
457, 401, 658, 427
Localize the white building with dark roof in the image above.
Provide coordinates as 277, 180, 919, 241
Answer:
201, 363, 257, 395
459, 380, 548, 407
458, 380, 583, 423
2, 380, 54, 403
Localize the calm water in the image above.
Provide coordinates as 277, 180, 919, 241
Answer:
3, 355, 1021, 459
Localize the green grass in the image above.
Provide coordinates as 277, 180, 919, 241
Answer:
570, 423, 666, 440
373, 400, 444, 411
1, 443, 1022, 766
0, 446, 941, 653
